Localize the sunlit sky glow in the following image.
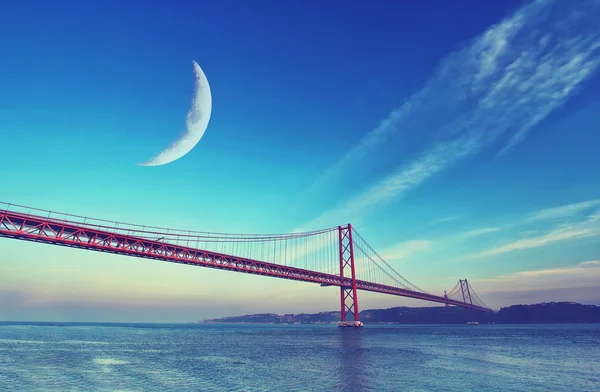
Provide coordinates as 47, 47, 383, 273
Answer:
1, 0, 599, 322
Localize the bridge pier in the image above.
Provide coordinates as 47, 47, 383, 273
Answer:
338, 224, 363, 327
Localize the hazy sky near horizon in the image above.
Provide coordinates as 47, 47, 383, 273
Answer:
1, 0, 600, 322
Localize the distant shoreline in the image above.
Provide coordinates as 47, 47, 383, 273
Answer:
199, 302, 600, 325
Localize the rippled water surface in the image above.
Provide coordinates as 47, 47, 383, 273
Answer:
0, 323, 598, 391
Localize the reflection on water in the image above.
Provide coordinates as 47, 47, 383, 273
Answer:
337, 328, 368, 391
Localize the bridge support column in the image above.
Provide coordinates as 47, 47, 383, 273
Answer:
338, 224, 362, 327
460, 279, 477, 324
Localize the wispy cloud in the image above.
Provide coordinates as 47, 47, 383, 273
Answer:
380, 240, 433, 262
431, 216, 461, 225
306, 135, 482, 226
461, 227, 502, 237
305, 0, 600, 228
475, 259, 600, 292
474, 228, 594, 257
579, 260, 600, 267
527, 199, 600, 221
466, 213, 600, 259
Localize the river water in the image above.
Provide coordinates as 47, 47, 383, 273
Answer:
0, 322, 598, 391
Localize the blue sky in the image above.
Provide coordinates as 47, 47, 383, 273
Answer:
1, 0, 600, 322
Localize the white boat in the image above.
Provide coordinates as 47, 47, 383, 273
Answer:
466, 321, 479, 325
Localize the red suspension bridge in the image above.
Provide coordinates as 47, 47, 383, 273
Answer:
0, 202, 493, 326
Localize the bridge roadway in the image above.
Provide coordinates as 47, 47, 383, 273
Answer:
0, 208, 493, 313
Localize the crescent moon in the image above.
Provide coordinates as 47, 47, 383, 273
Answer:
140, 61, 212, 166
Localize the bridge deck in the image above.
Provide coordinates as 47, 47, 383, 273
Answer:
0, 208, 493, 313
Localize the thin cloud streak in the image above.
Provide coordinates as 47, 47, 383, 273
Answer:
474, 259, 600, 292
465, 213, 600, 259
461, 227, 502, 237
527, 199, 600, 221
579, 260, 600, 266
305, 0, 600, 228
475, 228, 594, 257
431, 216, 462, 225
380, 240, 433, 262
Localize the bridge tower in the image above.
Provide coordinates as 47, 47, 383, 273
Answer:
459, 279, 477, 324
338, 224, 362, 327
